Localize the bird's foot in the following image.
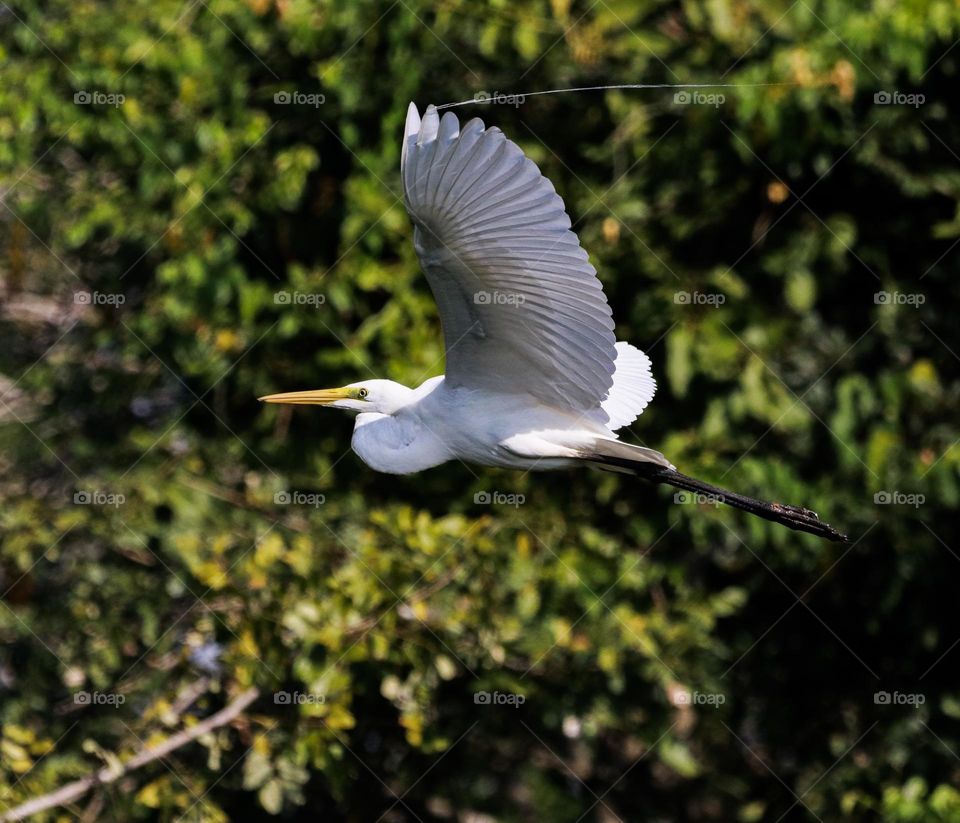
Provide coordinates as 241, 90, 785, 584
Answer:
771, 502, 820, 520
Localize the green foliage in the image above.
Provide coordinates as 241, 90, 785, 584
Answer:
2, 0, 960, 819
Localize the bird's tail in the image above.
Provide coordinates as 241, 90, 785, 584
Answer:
585, 439, 848, 543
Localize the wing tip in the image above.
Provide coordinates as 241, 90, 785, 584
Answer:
406, 102, 466, 144
420, 104, 440, 143
405, 102, 421, 139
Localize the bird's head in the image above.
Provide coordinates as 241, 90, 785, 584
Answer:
259, 379, 413, 415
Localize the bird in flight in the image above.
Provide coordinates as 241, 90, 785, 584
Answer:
261, 102, 847, 542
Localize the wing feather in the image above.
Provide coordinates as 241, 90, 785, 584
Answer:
401, 102, 617, 412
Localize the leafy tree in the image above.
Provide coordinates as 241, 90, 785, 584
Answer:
2, 0, 959, 819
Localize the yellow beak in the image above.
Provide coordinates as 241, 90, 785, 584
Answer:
258, 387, 354, 405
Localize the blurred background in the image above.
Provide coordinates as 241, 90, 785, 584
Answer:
2, 0, 960, 820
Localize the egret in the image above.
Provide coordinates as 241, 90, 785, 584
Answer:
261, 103, 847, 542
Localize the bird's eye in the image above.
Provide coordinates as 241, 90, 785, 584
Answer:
358, 388, 368, 399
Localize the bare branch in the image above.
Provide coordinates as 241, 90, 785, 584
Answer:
1, 687, 260, 822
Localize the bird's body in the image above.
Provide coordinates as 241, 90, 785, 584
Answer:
261, 102, 848, 542
348, 374, 654, 475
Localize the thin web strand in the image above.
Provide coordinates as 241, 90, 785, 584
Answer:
435, 83, 792, 110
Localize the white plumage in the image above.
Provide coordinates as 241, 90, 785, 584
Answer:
401, 102, 619, 414
262, 101, 671, 476
603, 343, 657, 430
259, 101, 852, 542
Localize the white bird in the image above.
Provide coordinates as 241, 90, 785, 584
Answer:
261, 102, 846, 542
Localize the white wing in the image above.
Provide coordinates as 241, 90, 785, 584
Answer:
401, 103, 617, 414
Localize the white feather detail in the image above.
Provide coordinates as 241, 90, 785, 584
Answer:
602, 342, 657, 430
401, 102, 617, 414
